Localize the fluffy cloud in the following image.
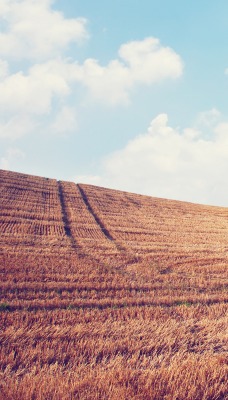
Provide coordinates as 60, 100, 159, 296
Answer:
0, 0, 185, 192
75, 112, 228, 206
77, 38, 183, 105
0, 114, 36, 139
0, 59, 8, 79
0, 147, 25, 169
0, 57, 84, 139
0, 0, 88, 60
0, 60, 73, 116
0, 1, 89, 140
196, 108, 221, 129
49, 106, 78, 135
119, 38, 182, 83
0, 37, 183, 139
0, 1, 184, 142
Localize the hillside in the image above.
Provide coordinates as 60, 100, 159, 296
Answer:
0, 169, 227, 400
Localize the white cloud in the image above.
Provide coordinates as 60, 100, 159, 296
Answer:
79, 58, 131, 105
0, 1, 89, 139
196, 108, 221, 128
50, 106, 78, 135
73, 174, 102, 186
0, 58, 81, 139
0, 147, 25, 169
0, 114, 36, 139
0, 0, 88, 60
0, 59, 8, 79
0, 0, 184, 140
75, 112, 228, 206
119, 38, 183, 83
0, 34, 183, 140
76, 37, 183, 105
0, 60, 73, 116
214, 122, 228, 144
0, 1, 183, 144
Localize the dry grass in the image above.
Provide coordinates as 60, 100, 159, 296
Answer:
0, 169, 227, 399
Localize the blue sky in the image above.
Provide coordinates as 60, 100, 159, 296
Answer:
1, 0, 228, 206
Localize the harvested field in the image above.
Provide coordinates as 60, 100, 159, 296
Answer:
0, 169, 227, 399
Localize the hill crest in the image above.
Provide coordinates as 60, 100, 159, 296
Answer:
1, 168, 228, 269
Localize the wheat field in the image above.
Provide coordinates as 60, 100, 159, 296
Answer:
0, 169, 227, 399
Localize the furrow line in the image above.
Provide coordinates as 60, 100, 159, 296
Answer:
58, 181, 78, 250
77, 184, 115, 242
77, 184, 142, 262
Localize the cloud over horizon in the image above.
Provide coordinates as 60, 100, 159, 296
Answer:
74, 111, 228, 207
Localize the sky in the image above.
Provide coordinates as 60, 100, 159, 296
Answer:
1, 0, 228, 206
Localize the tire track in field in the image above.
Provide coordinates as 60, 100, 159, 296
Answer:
58, 181, 109, 264
77, 184, 114, 241
58, 181, 79, 250
77, 184, 139, 266
59, 181, 138, 268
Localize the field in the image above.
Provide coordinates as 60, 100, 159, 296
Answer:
0, 169, 227, 399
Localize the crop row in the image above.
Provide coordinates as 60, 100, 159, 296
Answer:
1, 170, 63, 222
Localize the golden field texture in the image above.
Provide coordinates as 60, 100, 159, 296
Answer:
0, 169, 227, 399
